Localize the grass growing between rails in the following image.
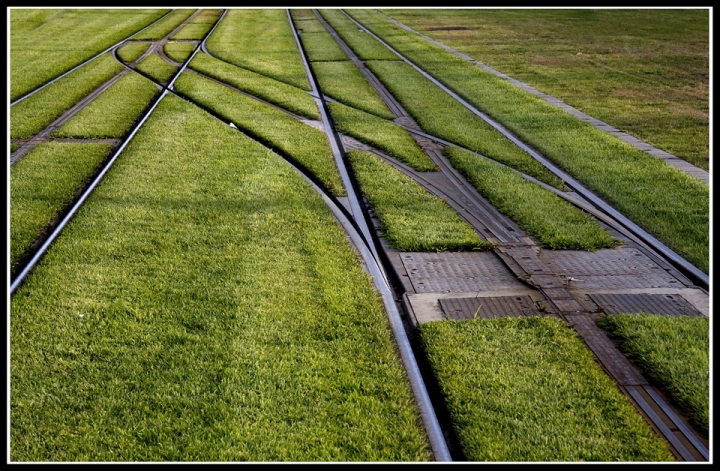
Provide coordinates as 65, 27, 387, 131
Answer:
11, 53, 124, 139
164, 41, 195, 63
318, 9, 399, 61
175, 72, 345, 197
10, 94, 433, 462
136, 54, 179, 84
10, 9, 168, 100
349, 9, 710, 274
348, 150, 490, 252
117, 41, 150, 63
131, 9, 196, 40
205, 9, 311, 91
10, 143, 114, 273
312, 61, 394, 119
330, 102, 436, 172
52, 72, 160, 139
170, 9, 220, 40
445, 146, 618, 251
381, 9, 709, 171
364, 60, 564, 190
295, 22, 348, 62
189, 52, 319, 120
596, 314, 709, 435
418, 317, 675, 462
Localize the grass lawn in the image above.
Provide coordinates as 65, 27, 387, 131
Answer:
348, 149, 490, 252
312, 61, 394, 119
10, 8, 168, 100
329, 102, 436, 172
205, 9, 311, 91
444, 146, 619, 251
381, 9, 709, 171
136, 54, 179, 84
164, 42, 196, 63
596, 314, 709, 435
10, 94, 433, 462
131, 9, 196, 40
117, 41, 151, 63
189, 52, 319, 120
11, 53, 124, 139
51, 72, 160, 139
418, 317, 675, 462
10, 143, 115, 273
174, 72, 345, 197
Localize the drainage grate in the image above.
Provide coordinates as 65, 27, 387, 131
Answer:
588, 293, 703, 316
439, 295, 541, 321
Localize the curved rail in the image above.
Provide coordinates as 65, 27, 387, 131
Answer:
287, 9, 452, 462
11, 11, 226, 295
10, 9, 174, 106
339, 9, 708, 291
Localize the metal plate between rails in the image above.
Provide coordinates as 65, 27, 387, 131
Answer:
541, 247, 666, 275
439, 295, 541, 321
589, 293, 703, 316
400, 252, 528, 293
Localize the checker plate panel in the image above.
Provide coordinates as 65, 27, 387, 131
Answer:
439, 295, 541, 320
589, 293, 703, 316
401, 252, 527, 293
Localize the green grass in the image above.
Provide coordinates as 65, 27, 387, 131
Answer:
164, 42, 195, 63
189, 52, 319, 120
10, 8, 168, 100
117, 41, 151, 63
170, 9, 220, 40
298, 29, 348, 62
381, 9, 709, 171
170, 23, 214, 40
131, 9, 196, 40
329, 102, 436, 171
349, 9, 710, 274
311, 61, 394, 119
175, 72, 345, 197
418, 317, 675, 461
11, 143, 20, 153
52, 72, 160, 139
596, 314, 709, 435
318, 9, 399, 61
364, 60, 565, 189
293, 18, 329, 33
445, 146, 619, 250
11, 53, 125, 139
136, 54, 179, 84
10, 142, 114, 273
205, 9, 311, 90
348, 150, 490, 252
10, 94, 432, 462
290, 9, 317, 21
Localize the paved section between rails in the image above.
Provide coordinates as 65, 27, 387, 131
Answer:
381, 12, 710, 185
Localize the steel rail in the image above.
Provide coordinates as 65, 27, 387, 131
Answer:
10, 9, 174, 106
10, 11, 225, 295
339, 9, 709, 291
287, 9, 452, 462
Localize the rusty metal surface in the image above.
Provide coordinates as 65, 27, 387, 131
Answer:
401, 252, 528, 293
589, 293, 703, 316
439, 295, 541, 320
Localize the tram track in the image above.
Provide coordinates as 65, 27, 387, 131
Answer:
9, 8, 710, 462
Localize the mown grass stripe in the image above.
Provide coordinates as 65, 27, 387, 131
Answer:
348, 149, 490, 252
174, 71, 345, 197
330, 102, 436, 172
189, 52, 319, 120
117, 41, 151, 63
444, 146, 619, 250
597, 314, 709, 435
10, 9, 169, 100
131, 9, 197, 40
318, 9, 400, 61
136, 54, 179, 84
51, 72, 160, 139
205, 9, 311, 91
11, 53, 125, 139
418, 317, 675, 461
10, 94, 432, 462
10, 142, 115, 272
